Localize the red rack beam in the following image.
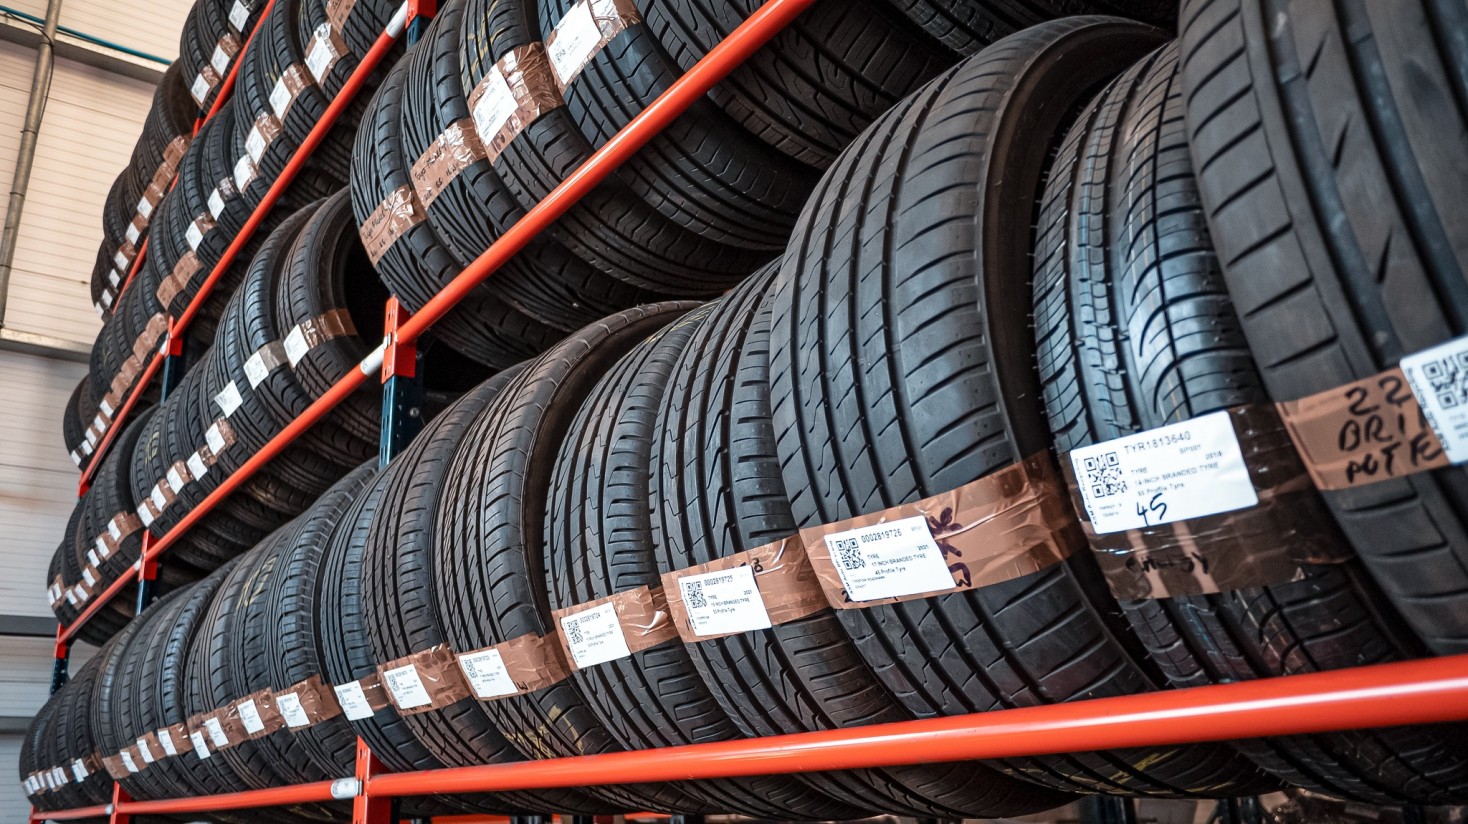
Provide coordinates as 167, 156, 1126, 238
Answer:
31, 653, 1468, 822
28, 804, 110, 821
366, 653, 1468, 797
113, 780, 342, 814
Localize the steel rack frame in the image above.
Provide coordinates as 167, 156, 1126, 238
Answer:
29, 0, 1468, 821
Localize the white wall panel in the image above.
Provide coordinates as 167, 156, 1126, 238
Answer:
3, 0, 193, 62
1, 51, 156, 343
0, 736, 21, 824
0, 351, 88, 618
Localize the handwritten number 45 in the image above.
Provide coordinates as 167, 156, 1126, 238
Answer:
1136, 493, 1167, 526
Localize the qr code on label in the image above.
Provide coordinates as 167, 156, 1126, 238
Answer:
565, 621, 584, 646
1422, 350, 1468, 409
684, 580, 707, 609
1083, 452, 1126, 498
832, 537, 865, 570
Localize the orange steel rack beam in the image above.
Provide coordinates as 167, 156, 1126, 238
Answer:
29, 654, 1468, 822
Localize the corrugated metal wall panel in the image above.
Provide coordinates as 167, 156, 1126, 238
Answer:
0, 351, 89, 618
0, 737, 22, 824
1, 51, 155, 343
2, 0, 192, 62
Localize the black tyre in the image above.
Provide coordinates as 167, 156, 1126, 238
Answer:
1179, 0, 1468, 655
1035, 39, 1468, 805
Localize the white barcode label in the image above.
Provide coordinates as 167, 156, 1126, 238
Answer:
137, 196, 154, 219
245, 348, 274, 387
237, 699, 265, 734
305, 24, 338, 83
90, 542, 103, 565
108, 268, 121, 287
204, 717, 229, 748
275, 692, 310, 728
188, 451, 209, 480
1068, 411, 1257, 534
560, 601, 631, 669
229, 0, 250, 30
114, 249, 129, 269
382, 664, 432, 709
470, 67, 517, 142
138, 503, 155, 528
821, 515, 953, 602
82, 567, 96, 586
186, 218, 207, 251
126, 222, 140, 244
121, 751, 138, 773
284, 325, 310, 366
208, 188, 226, 219
457, 648, 517, 698
207, 423, 227, 455
167, 465, 186, 491
108, 519, 123, 541
1401, 336, 1468, 463
100, 397, 114, 416
150, 484, 168, 510
270, 77, 293, 119
71, 760, 87, 782
211, 43, 231, 74
158, 728, 178, 756
547, 1, 601, 86
137, 738, 154, 763
246, 124, 269, 163
215, 381, 243, 416
333, 681, 376, 720
234, 155, 257, 190
190, 730, 211, 759
191, 73, 211, 104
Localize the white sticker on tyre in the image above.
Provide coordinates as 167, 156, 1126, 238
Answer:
1068, 411, 1258, 534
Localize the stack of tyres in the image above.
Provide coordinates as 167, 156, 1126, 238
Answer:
351, 0, 1179, 366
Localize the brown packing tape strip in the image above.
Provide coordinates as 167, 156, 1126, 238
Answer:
247, 112, 284, 159
272, 64, 312, 118
193, 64, 222, 102
377, 644, 473, 715
122, 745, 143, 773
237, 689, 287, 739
136, 732, 164, 764
357, 672, 395, 712
116, 238, 137, 263
210, 703, 250, 749
468, 44, 562, 169
101, 754, 127, 781
137, 313, 169, 356
163, 135, 190, 169
359, 185, 423, 264
287, 308, 356, 363
201, 416, 239, 465
1061, 406, 1353, 601
161, 723, 190, 756
157, 250, 203, 308
306, 23, 348, 83
553, 584, 679, 671
802, 453, 1081, 609
455, 632, 570, 700
274, 674, 343, 727
1277, 366, 1450, 491
545, 0, 641, 90
410, 119, 486, 209
661, 536, 827, 641
215, 31, 241, 65
325, 0, 358, 34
